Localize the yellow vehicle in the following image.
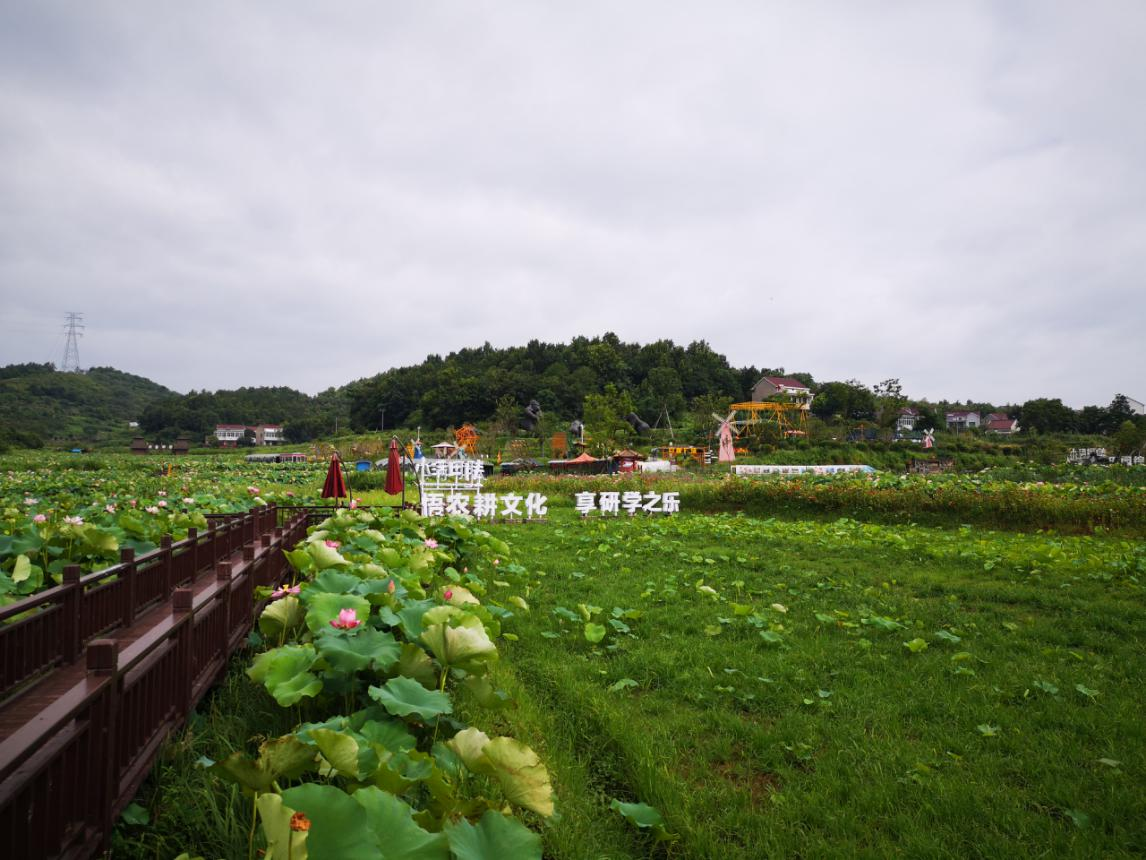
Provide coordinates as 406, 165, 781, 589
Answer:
651, 445, 708, 463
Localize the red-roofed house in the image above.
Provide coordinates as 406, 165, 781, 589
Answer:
752, 375, 813, 404
984, 415, 1020, 435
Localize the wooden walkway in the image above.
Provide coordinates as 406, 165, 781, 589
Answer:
0, 505, 307, 859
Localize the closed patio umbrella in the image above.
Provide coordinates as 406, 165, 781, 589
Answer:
385, 436, 404, 496
321, 453, 349, 506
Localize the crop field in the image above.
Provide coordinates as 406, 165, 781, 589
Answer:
1, 453, 1144, 858
474, 512, 1145, 858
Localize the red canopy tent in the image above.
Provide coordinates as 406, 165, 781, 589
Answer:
321, 454, 349, 506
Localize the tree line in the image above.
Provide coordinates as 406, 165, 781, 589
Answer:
1, 339, 1142, 450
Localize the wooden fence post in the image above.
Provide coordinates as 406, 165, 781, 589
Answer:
61, 564, 82, 664
216, 561, 233, 635
87, 639, 119, 846
187, 527, 198, 579
161, 535, 174, 598
173, 587, 194, 716
119, 548, 137, 628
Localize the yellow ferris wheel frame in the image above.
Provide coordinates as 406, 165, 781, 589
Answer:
728, 401, 810, 437
454, 424, 480, 455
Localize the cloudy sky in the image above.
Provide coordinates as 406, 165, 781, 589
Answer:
1, 1, 1143, 408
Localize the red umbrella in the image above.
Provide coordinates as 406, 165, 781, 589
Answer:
385, 437, 404, 495
321, 454, 348, 505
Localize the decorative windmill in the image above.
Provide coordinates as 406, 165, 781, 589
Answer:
922, 428, 935, 449
712, 411, 741, 463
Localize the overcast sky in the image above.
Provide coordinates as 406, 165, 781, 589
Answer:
1, 1, 1143, 408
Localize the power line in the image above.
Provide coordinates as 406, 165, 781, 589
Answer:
62, 312, 84, 372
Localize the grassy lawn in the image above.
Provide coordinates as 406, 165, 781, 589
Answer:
474, 512, 1145, 858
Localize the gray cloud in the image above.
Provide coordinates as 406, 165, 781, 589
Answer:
1, 1, 1143, 407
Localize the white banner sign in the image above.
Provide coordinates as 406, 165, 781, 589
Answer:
732, 464, 875, 476
422, 491, 548, 520
574, 491, 680, 517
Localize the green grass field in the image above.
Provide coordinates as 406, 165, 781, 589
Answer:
468, 512, 1145, 858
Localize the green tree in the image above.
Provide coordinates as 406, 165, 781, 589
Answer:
1018, 398, 1076, 434
582, 384, 635, 449
872, 378, 906, 428
1113, 420, 1144, 457
812, 381, 875, 423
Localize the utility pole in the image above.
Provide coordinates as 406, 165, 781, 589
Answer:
62, 312, 84, 372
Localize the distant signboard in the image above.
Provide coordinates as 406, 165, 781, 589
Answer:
731, 464, 875, 476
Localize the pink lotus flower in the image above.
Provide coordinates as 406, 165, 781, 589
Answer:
324, 540, 341, 549
247, 486, 260, 495
182, 497, 195, 505
24, 497, 38, 505
349, 498, 359, 509
329, 608, 361, 630
33, 513, 47, 524
157, 490, 167, 497
157, 500, 168, 508
64, 515, 84, 526
105, 504, 117, 514
129, 499, 137, 507
443, 589, 454, 601
286, 491, 295, 498
387, 579, 396, 594
424, 538, 438, 549
492, 558, 500, 566
271, 584, 301, 599
145, 506, 160, 515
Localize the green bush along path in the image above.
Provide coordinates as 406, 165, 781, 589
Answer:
477, 512, 1145, 858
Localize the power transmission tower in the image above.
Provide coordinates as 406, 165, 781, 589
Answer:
62, 312, 84, 372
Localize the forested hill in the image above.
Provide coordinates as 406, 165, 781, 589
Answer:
344, 335, 764, 431
0, 364, 176, 447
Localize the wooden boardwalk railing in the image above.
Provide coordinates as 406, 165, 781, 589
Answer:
0, 503, 308, 860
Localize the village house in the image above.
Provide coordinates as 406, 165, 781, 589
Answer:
984, 414, 1021, 435
751, 375, 813, 404
896, 407, 920, 431
214, 423, 284, 447
945, 410, 980, 432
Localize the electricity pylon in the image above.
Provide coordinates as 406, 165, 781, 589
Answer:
62, 312, 84, 372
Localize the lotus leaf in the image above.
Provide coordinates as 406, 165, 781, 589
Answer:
307, 541, 350, 570
304, 593, 371, 634
481, 737, 554, 817
283, 548, 313, 575
396, 642, 439, 689
352, 785, 449, 859
447, 727, 493, 774
421, 618, 498, 672
279, 783, 376, 858
444, 810, 542, 860
256, 793, 309, 860
398, 599, 436, 640
248, 644, 323, 706
445, 586, 481, 606
311, 569, 362, 594
311, 728, 360, 778
12, 554, 32, 584
314, 627, 400, 675
258, 596, 304, 638
358, 718, 417, 753
610, 799, 676, 841
369, 676, 453, 721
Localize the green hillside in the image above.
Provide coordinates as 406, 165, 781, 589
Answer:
0, 364, 177, 448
